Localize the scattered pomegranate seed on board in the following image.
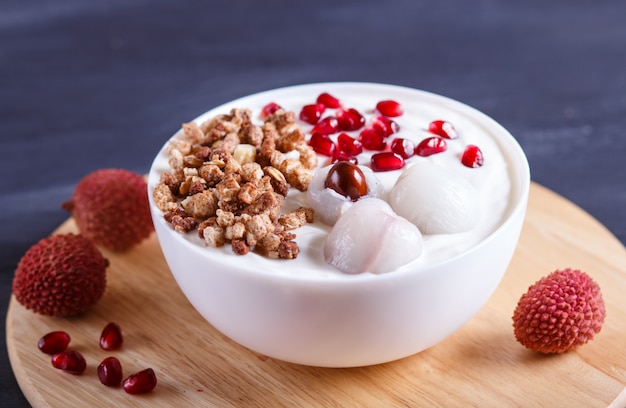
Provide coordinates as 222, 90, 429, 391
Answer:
51, 350, 87, 375
123, 368, 158, 394
100, 322, 123, 350
38, 331, 71, 355
98, 356, 124, 387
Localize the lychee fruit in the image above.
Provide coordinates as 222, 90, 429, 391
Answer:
63, 168, 153, 251
512, 268, 606, 354
12, 234, 109, 317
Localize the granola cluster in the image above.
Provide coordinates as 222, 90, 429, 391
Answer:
153, 107, 317, 259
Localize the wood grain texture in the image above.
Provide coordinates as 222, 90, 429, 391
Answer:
7, 183, 626, 407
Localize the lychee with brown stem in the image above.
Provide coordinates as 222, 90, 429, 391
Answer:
63, 168, 153, 251
512, 268, 606, 354
12, 233, 109, 317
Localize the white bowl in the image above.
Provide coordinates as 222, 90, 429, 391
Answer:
148, 82, 530, 367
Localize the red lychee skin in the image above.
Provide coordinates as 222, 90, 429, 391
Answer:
12, 234, 108, 317
63, 169, 153, 251
512, 268, 606, 354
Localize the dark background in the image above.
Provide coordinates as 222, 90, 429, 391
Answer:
2, 1, 624, 406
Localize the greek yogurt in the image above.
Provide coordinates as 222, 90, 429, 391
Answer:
148, 83, 515, 279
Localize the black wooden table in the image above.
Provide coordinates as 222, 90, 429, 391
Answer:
2, 1, 625, 406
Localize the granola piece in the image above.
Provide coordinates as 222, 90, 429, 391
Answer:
224, 221, 246, 241
243, 190, 283, 221
279, 209, 308, 231
215, 209, 235, 227
201, 224, 225, 247
215, 173, 241, 203
278, 240, 299, 259
230, 108, 253, 128
239, 124, 263, 149
188, 178, 206, 195
199, 163, 224, 187
181, 122, 205, 145
231, 239, 250, 255
238, 182, 259, 205
181, 190, 218, 219
272, 156, 313, 192
244, 213, 274, 246
275, 128, 305, 152
191, 145, 212, 161
168, 139, 192, 156
266, 109, 297, 134
258, 232, 282, 252
183, 155, 204, 168
165, 209, 197, 233
264, 166, 289, 197
200, 114, 229, 134
153, 182, 178, 212
223, 156, 242, 175
240, 162, 264, 184
212, 132, 240, 154
296, 143, 318, 170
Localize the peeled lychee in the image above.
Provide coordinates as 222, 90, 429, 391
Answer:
512, 268, 606, 354
12, 234, 109, 317
63, 168, 153, 251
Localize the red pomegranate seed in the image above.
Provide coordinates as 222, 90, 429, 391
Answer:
370, 152, 405, 172
38, 331, 71, 355
415, 136, 447, 157
428, 120, 458, 139
308, 133, 337, 157
359, 128, 387, 151
337, 132, 363, 156
299, 103, 326, 125
98, 356, 124, 387
51, 350, 87, 375
376, 100, 403, 117
123, 368, 157, 395
390, 138, 415, 159
260, 102, 282, 119
100, 322, 123, 350
336, 108, 365, 131
316, 92, 341, 109
310, 116, 339, 135
461, 144, 484, 168
371, 115, 399, 137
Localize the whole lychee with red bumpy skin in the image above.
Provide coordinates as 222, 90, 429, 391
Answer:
63, 169, 153, 251
12, 234, 109, 317
512, 268, 606, 354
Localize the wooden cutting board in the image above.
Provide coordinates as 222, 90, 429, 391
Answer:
6, 183, 626, 407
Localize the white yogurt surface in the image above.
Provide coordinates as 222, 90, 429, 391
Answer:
149, 83, 515, 279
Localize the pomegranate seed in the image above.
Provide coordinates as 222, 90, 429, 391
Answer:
337, 132, 363, 156
331, 152, 358, 165
308, 133, 337, 157
461, 144, 484, 168
336, 108, 365, 131
38, 331, 71, 355
316, 92, 341, 108
415, 136, 447, 157
324, 161, 369, 201
51, 350, 86, 375
98, 356, 123, 387
359, 128, 387, 151
428, 120, 458, 139
390, 138, 415, 159
299, 103, 326, 125
123, 368, 157, 395
371, 115, 399, 137
100, 322, 123, 350
260, 102, 282, 119
376, 100, 403, 117
370, 152, 405, 172
310, 116, 339, 135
